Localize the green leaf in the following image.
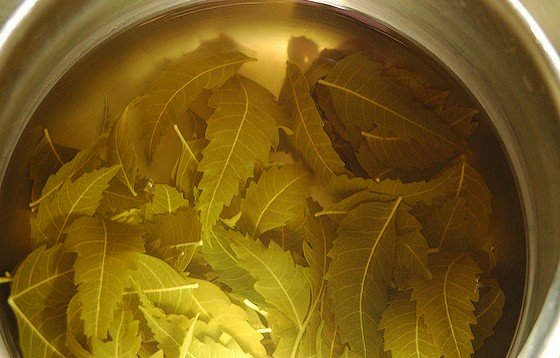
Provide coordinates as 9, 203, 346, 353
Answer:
172, 125, 205, 199
91, 309, 142, 358
64, 216, 145, 339
30, 134, 107, 208
144, 209, 202, 272
201, 226, 263, 304
326, 199, 402, 357
395, 208, 431, 279
140, 35, 254, 159
188, 336, 252, 358
98, 180, 150, 216
318, 298, 345, 358
361, 127, 454, 171
262, 211, 306, 258
128, 254, 198, 315
410, 252, 480, 358
231, 237, 311, 330
319, 54, 463, 150
139, 293, 200, 358
472, 279, 505, 351
423, 197, 469, 251
279, 61, 346, 181
183, 278, 267, 358
239, 164, 311, 238
66, 295, 94, 358
144, 184, 189, 221
378, 297, 438, 358
197, 75, 284, 235
108, 105, 139, 196
231, 236, 312, 358
29, 128, 77, 203
8, 244, 74, 358
31, 165, 120, 246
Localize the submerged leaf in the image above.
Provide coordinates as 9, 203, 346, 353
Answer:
140, 36, 254, 159
8, 244, 74, 358
201, 226, 262, 304
173, 125, 205, 199
144, 184, 189, 221
144, 209, 202, 272
395, 208, 431, 279
279, 61, 346, 181
473, 279, 505, 351
98, 180, 150, 216
423, 196, 469, 251
326, 199, 402, 356
64, 216, 145, 339
197, 76, 284, 234
239, 164, 311, 238
410, 253, 480, 358
319, 54, 463, 150
108, 106, 139, 196
90, 309, 142, 358
31, 135, 107, 208
378, 297, 437, 358
31, 165, 119, 246
29, 128, 77, 203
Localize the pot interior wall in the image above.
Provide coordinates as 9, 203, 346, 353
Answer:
0, 1, 528, 356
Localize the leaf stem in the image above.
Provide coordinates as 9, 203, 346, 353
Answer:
0, 277, 13, 284
314, 210, 348, 218
427, 247, 440, 255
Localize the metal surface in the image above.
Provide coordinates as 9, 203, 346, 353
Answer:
0, 0, 559, 357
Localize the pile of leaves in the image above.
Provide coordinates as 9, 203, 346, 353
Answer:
3, 36, 506, 357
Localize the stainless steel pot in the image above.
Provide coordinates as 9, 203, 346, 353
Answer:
0, 1, 558, 357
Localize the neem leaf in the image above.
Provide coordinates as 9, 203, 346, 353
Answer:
64, 216, 145, 339
144, 209, 202, 272
172, 125, 205, 199
410, 252, 480, 358
140, 35, 254, 159
279, 61, 346, 181
128, 254, 198, 315
395, 208, 431, 279
31, 134, 108, 208
98, 180, 150, 216
108, 106, 139, 196
319, 54, 463, 150
188, 336, 252, 357
239, 164, 311, 238
423, 196, 469, 251
90, 309, 142, 358
326, 199, 402, 356
318, 299, 345, 358
29, 128, 77, 203
378, 297, 438, 358
183, 278, 267, 358
231, 237, 311, 331
473, 279, 505, 351
8, 244, 74, 358
144, 184, 189, 221
201, 225, 262, 303
31, 165, 119, 246
196, 76, 284, 235
361, 127, 454, 171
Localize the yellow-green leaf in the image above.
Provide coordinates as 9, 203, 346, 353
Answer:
91, 309, 142, 358
98, 180, 150, 216
8, 244, 74, 358
240, 164, 311, 238
423, 197, 469, 251
326, 199, 402, 357
410, 252, 480, 358
395, 207, 431, 279
29, 128, 77, 203
144, 209, 202, 272
201, 226, 263, 304
64, 216, 145, 339
279, 61, 346, 181
108, 106, 139, 196
378, 297, 437, 358
144, 184, 189, 221
473, 279, 505, 351
196, 76, 284, 234
31, 165, 120, 246
172, 125, 205, 200
319, 54, 463, 150
188, 336, 252, 358
139, 36, 254, 159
